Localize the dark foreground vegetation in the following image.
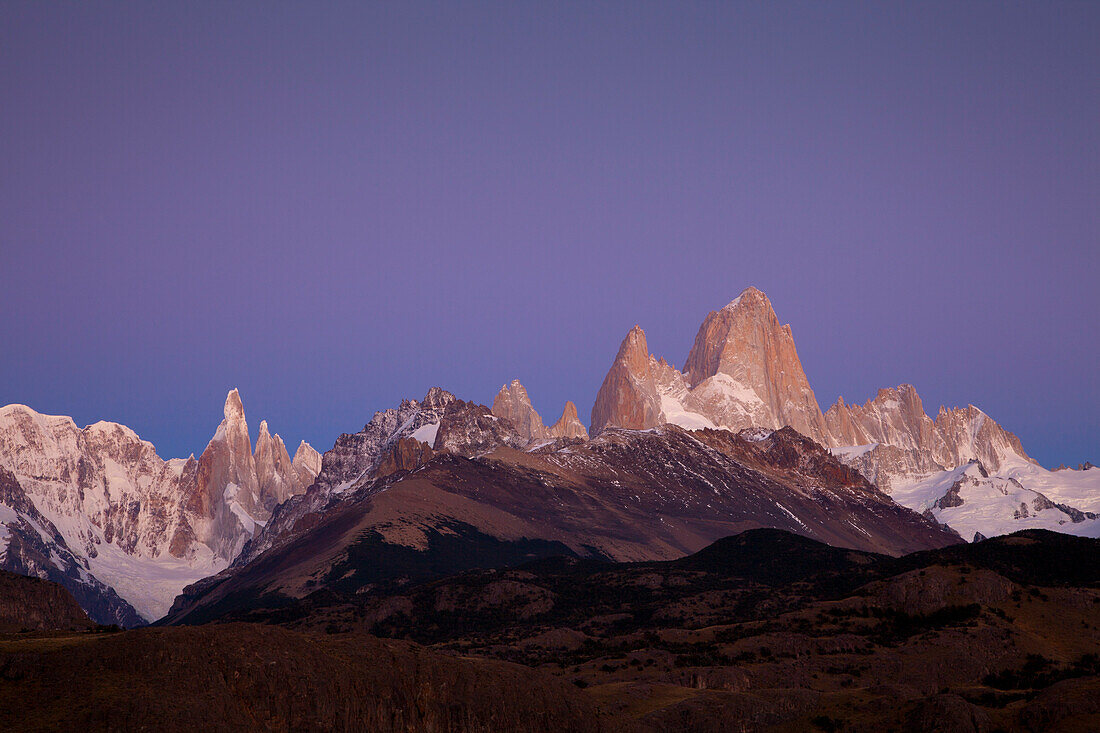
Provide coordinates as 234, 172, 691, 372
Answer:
2, 529, 1099, 731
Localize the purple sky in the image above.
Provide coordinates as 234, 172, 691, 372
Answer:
2, 2, 1097, 468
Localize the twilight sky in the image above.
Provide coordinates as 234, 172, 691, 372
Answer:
1, 2, 1097, 468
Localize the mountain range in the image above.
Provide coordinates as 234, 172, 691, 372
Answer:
0, 287, 1095, 627
0, 391, 319, 623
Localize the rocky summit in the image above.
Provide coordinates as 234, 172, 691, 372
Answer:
549, 400, 589, 440
591, 288, 829, 444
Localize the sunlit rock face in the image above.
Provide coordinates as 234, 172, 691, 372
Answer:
492, 380, 588, 442
681, 287, 830, 445
492, 380, 550, 441
590, 325, 666, 435
591, 287, 829, 444
585, 288, 1096, 543
820, 384, 1099, 542
549, 401, 588, 440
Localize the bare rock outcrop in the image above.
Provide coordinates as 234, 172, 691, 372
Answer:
549, 401, 589, 440
492, 380, 550, 441
681, 287, 830, 444
590, 325, 665, 435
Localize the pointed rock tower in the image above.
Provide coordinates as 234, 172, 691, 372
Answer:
292, 441, 322, 489
492, 380, 550, 441
191, 389, 322, 559
549, 401, 589, 440
590, 326, 666, 435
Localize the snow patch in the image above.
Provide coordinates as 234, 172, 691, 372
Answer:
410, 422, 440, 447
659, 395, 717, 431
0, 503, 18, 548
831, 443, 879, 461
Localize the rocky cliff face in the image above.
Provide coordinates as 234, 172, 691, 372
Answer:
308, 386, 455, 497
590, 290, 1039, 485
825, 385, 1033, 478
0, 391, 319, 622
292, 440, 322, 489
232, 387, 461, 568
492, 380, 589, 442
591, 288, 828, 442
436, 399, 526, 456
549, 401, 589, 440
681, 287, 831, 444
255, 422, 295, 511
819, 377, 1100, 542
824, 384, 1036, 493
590, 326, 666, 434
825, 385, 935, 453
492, 380, 550, 441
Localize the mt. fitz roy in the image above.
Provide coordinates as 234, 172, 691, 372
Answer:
589, 287, 1098, 542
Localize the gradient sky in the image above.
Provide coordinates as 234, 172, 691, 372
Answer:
1, 2, 1097, 468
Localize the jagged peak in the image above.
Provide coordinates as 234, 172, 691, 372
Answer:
294, 439, 317, 457
706, 287, 783, 330
875, 385, 902, 400
615, 325, 649, 361
935, 403, 988, 422
257, 419, 270, 438
492, 379, 550, 441
721, 285, 770, 311
496, 379, 531, 400
224, 388, 245, 421
421, 387, 457, 409
549, 399, 589, 440
893, 383, 921, 400
857, 384, 924, 412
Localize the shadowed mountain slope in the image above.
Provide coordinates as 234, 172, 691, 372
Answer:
162, 416, 958, 625
0, 569, 94, 632
0, 624, 609, 733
